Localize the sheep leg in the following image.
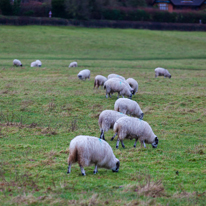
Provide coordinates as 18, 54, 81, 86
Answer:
93, 165, 98, 174
67, 163, 71, 174
111, 133, 117, 141
100, 130, 105, 140
121, 140, 125, 148
134, 139, 138, 148
80, 166, 86, 176
143, 141, 146, 148
116, 138, 120, 149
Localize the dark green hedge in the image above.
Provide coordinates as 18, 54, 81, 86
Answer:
101, 7, 206, 24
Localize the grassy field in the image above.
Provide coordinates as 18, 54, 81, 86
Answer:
0, 25, 206, 205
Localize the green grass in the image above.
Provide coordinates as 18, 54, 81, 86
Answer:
0, 26, 206, 205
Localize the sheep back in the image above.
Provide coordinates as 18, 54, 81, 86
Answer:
108, 74, 125, 81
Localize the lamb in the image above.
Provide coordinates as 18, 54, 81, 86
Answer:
126, 78, 138, 94
114, 98, 144, 119
67, 135, 120, 176
13, 59, 22, 67
103, 78, 132, 99
108, 74, 125, 81
35, 60, 42, 67
112, 117, 158, 149
98, 110, 127, 140
155, 67, 171, 78
94, 75, 107, 89
77, 69, 90, 80
69, 61, 78, 68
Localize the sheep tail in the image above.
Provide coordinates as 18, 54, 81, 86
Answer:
68, 147, 78, 164
114, 104, 119, 112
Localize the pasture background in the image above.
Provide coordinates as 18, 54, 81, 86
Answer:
0, 26, 206, 205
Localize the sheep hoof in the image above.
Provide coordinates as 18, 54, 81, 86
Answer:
116, 146, 119, 149
82, 173, 86, 176
111, 138, 114, 141
67, 171, 70, 174
122, 145, 125, 149
133, 145, 136, 148
93, 171, 98, 174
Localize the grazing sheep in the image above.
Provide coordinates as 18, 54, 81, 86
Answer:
155, 67, 171, 78
112, 117, 158, 149
108, 78, 134, 94
108, 74, 125, 81
67, 135, 120, 176
13, 59, 22, 67
126, 78, 138, 94
94, 75, 107, 89
30, 61, 37, 67
35, 60, 42, 67
114, 98, 144, 119
98, 110, 127, 140
69, 61, 78, 68
103, 78, 132, 99
77, 69, 90, 80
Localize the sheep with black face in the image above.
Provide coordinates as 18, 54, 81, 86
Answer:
112, 117, 158, 149
67, 135, 120, 176
77, 69, 90, 80
155, 67, 171, 78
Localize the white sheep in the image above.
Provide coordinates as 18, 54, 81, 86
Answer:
155, 67, 171, 78
67, 135, 120, 176
103, 78, 132, 99
114, 98, 144, 119
35, 60, 42, 67
77, 69, 90, 80
30, 60, 42, 67
69, 61, 78, 68
126, 78, 138, 94
108, 74, 125, 81
98, 110, 127, 140
13, 59, 22, 67
107, 78, 134, 94
30, 61, 37, 67
112, 116, 158, 149
94, 75, 107, 89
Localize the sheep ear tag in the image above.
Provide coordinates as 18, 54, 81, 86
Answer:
99, 138, 102, 143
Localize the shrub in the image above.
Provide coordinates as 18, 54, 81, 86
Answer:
51, 0, 66, 18
0, 0, 12, 15
20, 2, 51, 17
